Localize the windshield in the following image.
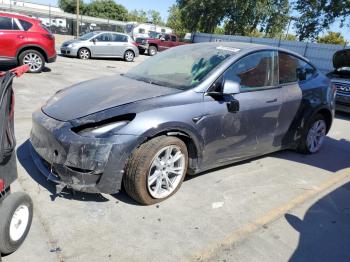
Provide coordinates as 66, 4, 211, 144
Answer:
79, 32, 98, 40
125, 44, 235, 90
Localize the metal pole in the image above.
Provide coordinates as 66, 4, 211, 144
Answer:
285, 18, 292, 40
76, 0, 79, 37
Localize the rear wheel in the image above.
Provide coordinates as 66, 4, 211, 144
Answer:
19, 50, 45, 73
123, 136, 188, 205
298, 114, 327, 154
148, 46, 157, 56
0, 192, 33, 255
78, 48, 90, 60
124, 50, 135, 62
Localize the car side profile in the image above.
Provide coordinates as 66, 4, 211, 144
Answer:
30, 42, 335, 205
60, 31, 139, 62
0, 12, 56, 73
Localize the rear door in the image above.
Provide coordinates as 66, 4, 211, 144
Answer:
111, 33, 128, 57
0, 16, 26, 61
90, 33, 113, 56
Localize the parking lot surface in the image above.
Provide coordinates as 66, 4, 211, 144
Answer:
3, 55, 350, 262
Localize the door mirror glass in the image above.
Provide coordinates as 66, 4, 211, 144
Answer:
223, 80, 240, 95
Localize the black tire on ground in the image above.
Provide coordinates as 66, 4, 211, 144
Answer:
123, 136, 188, 205
0, 192, 33, 255
18, 50, 45, 73
78, 48, 91, 60
148, 46, 157, 56
139, 49, 145, 55
298, 114, 327, 154
124, 50, 135, 62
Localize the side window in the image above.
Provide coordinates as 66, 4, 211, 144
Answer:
19, 19, 33, 31
279, 53, 298, 84
95, 33, 112, 42
296, 59, 316, 81
226, 51, 278, 90
0, 17, 14, 30
171, 35, 177, 42
113, 34, 128, 42
164, 34, 171, 41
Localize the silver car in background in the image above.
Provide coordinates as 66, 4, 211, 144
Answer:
60, 31, 139, 62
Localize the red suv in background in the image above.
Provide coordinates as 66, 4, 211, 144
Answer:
0, 12, 56, 73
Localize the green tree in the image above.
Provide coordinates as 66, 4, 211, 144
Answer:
294, 0, 350, 41
83, 0, 128, 20
128, 9, 148, 23
167, 5, 187, 36
148, 10, 164, 25
58, 0, 85, 14
317, 32, 348, 45
284, 34, 297, 41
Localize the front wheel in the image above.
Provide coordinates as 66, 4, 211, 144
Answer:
148, 46, 157, 56
0, 192, 33, 255
298, 114, 327, 154
78, 48, 90, 60
123, 136, 188, 205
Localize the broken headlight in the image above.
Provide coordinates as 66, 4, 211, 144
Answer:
72, 114, 135, 138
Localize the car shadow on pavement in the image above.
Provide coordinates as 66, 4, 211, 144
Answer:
17, 140, 109, 203
335, 111, 350, 120
286, 181, 350, 262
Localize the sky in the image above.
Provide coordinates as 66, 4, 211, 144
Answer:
32, 0, 350, 41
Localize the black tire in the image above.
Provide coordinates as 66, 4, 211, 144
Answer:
78, 48, 91, 60
123, 136, 188, 205
0, 192, 33, 255
139, 49, 145, 55
18, 50, 45, 73
124, 50, 135, 62
298, 114, 327, 154
148, 45, 157, 56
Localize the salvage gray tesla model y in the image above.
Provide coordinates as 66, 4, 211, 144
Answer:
30, 42, 336, 205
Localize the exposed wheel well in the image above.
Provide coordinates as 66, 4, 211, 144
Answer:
149, 44, 158, 50
18, 46, 48, 62
317, 108, 333, 133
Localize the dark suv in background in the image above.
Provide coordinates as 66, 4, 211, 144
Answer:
328, 49, 350, 113
0, 12, 56, 73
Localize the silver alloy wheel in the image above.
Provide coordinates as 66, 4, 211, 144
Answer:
125, 51, 134, 61
79, 49, 90, 59
147, 145, 186, 199
23, 53, 42, 72
149, 48, 156, 56
9, 205, 30, 242
306, 119, 326, 153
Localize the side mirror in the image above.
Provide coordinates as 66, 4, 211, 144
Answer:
222, 80, 240, 95
160, 37, 165, 41
91, 38, 97, 44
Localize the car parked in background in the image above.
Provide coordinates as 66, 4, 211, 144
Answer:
60, 31, 139, 62
0, 12, 56, 73
137, 33, 189, 56
327, 49, 350, 113
30, 42, 335, 205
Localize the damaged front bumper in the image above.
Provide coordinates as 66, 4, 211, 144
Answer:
30, 109, 140, 194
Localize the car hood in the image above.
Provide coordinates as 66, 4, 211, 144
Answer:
42, 75, 180, 121
62, 39, 85, 46
333, 49, 350, 69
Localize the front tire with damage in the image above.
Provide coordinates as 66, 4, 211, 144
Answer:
123, 136, 188, 205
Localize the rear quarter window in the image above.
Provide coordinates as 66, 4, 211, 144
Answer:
19, 19, 33, 31
279, 52, 316, 84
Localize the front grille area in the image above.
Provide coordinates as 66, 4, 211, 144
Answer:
334, 81, 350, 96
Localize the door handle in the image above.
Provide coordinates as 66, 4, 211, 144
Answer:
266, 98, 277, 103
17, 35, 25, 39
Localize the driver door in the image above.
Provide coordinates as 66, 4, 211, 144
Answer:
200, 50, 282, 167
90, 33, 113, 56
